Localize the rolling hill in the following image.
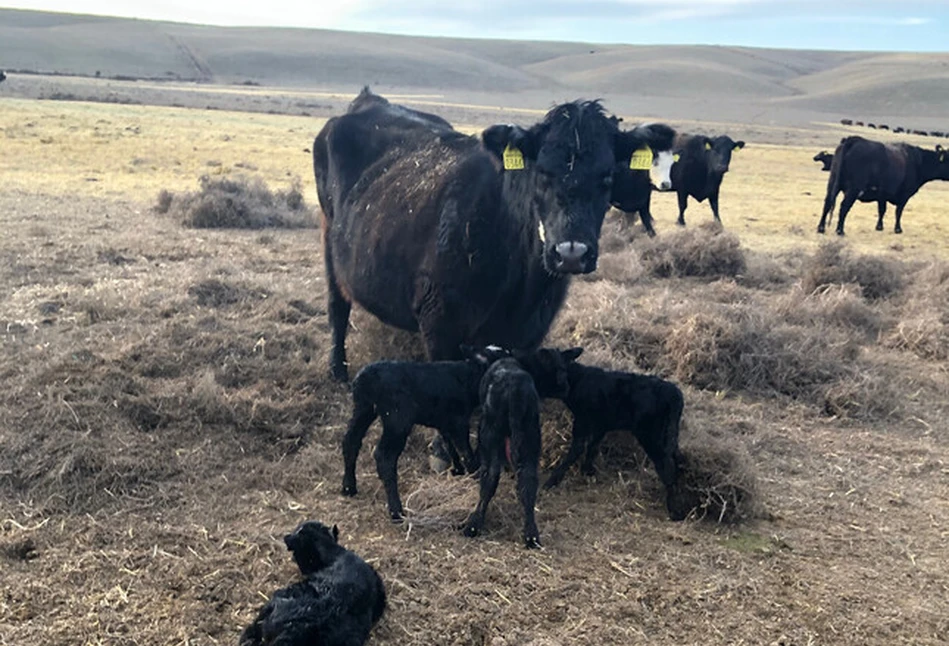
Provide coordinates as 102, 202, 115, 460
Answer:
2, 8, 949, 128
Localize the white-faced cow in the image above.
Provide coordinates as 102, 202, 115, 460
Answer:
313, 88, 676, 381
609, 123, 678, 236
670, 134, 745, 226
818, 136, 949, 235
813, 150, 833, 171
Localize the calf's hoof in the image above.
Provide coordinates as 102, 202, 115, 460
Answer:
542, 477, 561, 491
524, 535, 542, 550
462, 524, 480, 538
330, 363, 349, 383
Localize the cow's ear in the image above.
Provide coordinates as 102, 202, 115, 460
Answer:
615, 125, 673, 163
561, 347, 584, 362
482, 124, 536, 169
733, 140, 746, 151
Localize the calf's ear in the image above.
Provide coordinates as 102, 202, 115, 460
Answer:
561, 347, 584, 362
331, 524, 339, 542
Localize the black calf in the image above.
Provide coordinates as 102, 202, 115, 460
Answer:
543, 363, 689, 521
341, 347, 508, 521
462, 347, 582, 548
239, 521, 386, 646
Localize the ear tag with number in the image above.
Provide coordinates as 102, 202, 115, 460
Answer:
673, 153, 681, 162
705, 142, 712, 151
629, 146, 653, 170
503, 144, 525, 170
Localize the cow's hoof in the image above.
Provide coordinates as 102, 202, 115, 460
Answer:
525, 535, 542, 549
341, 484, 357, 497
389, 510, 405, 524
817, 225, 825, 234
895, 227, 903, 234
330, 365, 349, 383
463, 524, 480, 538
836, 229, 845, 236
875, 223, 884, 231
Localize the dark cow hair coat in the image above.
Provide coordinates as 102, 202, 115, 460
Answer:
670, 134, 745, 226
314, 88, 674, 380
818, 136, 949, 235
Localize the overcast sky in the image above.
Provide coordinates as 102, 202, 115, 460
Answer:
4, 1, 948, 51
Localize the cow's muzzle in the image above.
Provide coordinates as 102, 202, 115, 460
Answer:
554, 241, 590, 274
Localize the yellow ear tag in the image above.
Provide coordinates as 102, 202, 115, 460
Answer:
733, 147, 740, 154
503, 144, 525, 170
673, 153, 681, 162
705, 142, 712, 151
629, 146, 652, 170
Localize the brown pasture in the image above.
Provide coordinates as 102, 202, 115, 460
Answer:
1, 97, 949, 646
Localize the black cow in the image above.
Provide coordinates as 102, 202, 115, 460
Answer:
878, 124, 890, 131
840, 119, 853, 126
313, 88, 674, 381
813, 150, 834, 171
818, 137, 949, 235
609, 123, 678, 236
670, 134, 746, 225
239, 521, 386, 646
0, 71, 6, 84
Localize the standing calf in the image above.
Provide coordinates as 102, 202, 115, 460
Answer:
543, 363, 690, 521
239, 521, 386, 646
462, 348, 582, 548
341, 347, 509, 522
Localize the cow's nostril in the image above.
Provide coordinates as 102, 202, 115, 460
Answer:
555, 241, 588, 264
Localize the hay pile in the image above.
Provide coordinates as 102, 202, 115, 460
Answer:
637, 222, 747, 279
801, 241, 903, 301
156, 174, 315, 229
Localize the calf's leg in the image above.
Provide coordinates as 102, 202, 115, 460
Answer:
463, 439, 504, 538
373, 418, 412, 522
341, 397, 376, 496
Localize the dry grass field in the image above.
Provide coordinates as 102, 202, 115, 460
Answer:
2, 95, 949, 646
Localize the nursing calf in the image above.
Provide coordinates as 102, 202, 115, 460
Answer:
341, 347, 509, 522
543, 363, 690, 521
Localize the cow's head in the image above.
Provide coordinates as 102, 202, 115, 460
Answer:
283, 520, 340, 576
936, 144, 949, 179
512, 346, 583, 399
703, 135, 745, 175
813, 150, 833, 171
482, 102, 664, 275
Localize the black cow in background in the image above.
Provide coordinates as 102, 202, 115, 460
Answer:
818, 137, 949, 235
609, 123, 678, 236
813, 151, 834, 171
670, 134, 745, 226
313, 88, 675, 381
0, 71, 6, 84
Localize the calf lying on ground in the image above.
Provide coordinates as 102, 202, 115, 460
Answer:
543, 363, 690, 521
462, 348, 583, 548
341, 346, 510, 522
239, 521, 386, 646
